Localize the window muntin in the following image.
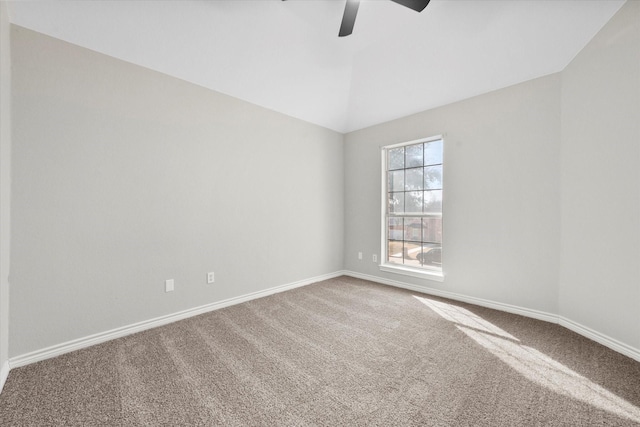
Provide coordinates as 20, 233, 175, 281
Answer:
383, 137, 443, 273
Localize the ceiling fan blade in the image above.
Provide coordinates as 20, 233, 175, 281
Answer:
339, 0, 360, 37
389, 0, 430, 13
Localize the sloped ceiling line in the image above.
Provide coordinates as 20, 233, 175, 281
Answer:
7, 0, 625, 133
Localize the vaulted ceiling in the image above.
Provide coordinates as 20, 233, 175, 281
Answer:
7, 0, 625, 133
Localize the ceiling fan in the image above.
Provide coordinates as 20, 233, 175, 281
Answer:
338, 0, 430, 37
282, 0, 431, 37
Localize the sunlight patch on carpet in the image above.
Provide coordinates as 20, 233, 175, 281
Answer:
414, 295, 640, 423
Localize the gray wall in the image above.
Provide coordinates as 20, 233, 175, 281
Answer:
1, 1, 11, 373
559, 1, 640, 350
344, 0, 639, 353
344, 74, 562, 314
10, 27, 344, 357
6, 2, 639, 362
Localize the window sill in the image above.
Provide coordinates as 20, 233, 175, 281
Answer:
379, 263, 444, 282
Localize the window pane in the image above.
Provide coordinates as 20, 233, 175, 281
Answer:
405, 167, 424, 191
423, 190, 442, 214
388, 217, 403, 240
403, 217, 422, 242
405, 144, 424, 168
389, 192, 404, 214
388, 147, 404, 170
384, 138, 443, 273
422, 217, 442, 243
424, 165, 442, 190
388, 170, 404, 192
417, 244, 442, 268
404, 242, 422, 267
388, 241, 403, 262
405, 191, 422, 214
425, 140, 443, 166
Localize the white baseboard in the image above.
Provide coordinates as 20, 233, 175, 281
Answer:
0, 360, 9, 393
345, 270, 558, 323
559, 316, 640, 362
9, 271, 345, 369
8, 270, 639, 371
344, 270, 640, 363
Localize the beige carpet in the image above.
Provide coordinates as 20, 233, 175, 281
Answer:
1, 276, 639, 426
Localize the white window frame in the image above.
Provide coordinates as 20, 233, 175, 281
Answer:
380, 135, 444, 282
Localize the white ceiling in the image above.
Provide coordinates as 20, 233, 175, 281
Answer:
7, 0, 625, 133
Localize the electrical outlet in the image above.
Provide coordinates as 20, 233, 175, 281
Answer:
358, 252, 363, 260
372, 254, 377, 263
165, 279, 174, 293
207, 272, 215, 284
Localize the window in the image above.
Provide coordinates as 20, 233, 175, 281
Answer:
381, 136, 443, 281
